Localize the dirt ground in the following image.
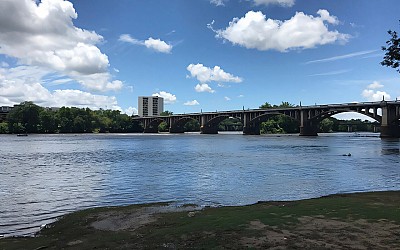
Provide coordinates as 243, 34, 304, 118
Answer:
86, 204, 400, 249
1, 191, 399, 249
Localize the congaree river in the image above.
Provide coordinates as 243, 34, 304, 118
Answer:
1, 132, 399, 237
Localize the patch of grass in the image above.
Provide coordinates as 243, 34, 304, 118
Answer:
1, 191, 399, 249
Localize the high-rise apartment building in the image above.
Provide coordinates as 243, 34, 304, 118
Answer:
138, 96, 164, 117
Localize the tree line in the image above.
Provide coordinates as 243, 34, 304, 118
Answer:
0, 101, 143, 134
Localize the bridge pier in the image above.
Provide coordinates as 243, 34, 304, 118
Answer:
380, 125, 400, 138
243, 125, 260, 135
299, 110, 318, 136
380, 102, 400, 138
200, 125, 218, 134
299, 125, 318, 136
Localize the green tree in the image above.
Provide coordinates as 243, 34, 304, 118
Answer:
259, 102, 273, 109
158, 122, 169, 132
160, 111, 173, 116
39, 110, 58, 133
7, 101, 42, 133
279, 102, 296, 108
319, 118, 334, 133
0, 122, 9, 133
381, 21, 400, 73
184, 119, 200, 132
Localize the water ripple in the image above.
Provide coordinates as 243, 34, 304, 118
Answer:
0, 133, 399, 236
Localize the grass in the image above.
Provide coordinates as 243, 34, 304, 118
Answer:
1, 191, 399, 249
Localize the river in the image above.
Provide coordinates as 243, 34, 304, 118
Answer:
0, 132, 399, 237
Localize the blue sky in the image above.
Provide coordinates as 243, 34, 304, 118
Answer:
0, 0, 399, 119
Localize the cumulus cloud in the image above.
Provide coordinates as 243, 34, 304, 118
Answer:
0, 0, 122, 91
362, 82, 390, 101
367, 81, 384, 89
184, 100, 200, 106
211, 9, 350, 52
152, 91, 177, 104
119, 34, 172, 53
187, 63, 242, 83
123, 106, 138, 116
0, 66, 119, 109
253, 0, 295, 7
195, 83, 215, 93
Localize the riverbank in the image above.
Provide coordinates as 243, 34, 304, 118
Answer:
1, 191, 399, 249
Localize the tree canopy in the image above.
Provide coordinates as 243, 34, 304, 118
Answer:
381, 21, 400, 73
5, 102, 143, 134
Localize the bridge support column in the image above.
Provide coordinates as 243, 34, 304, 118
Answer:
243, 124, 260, 135
380, 102, 400, 138
242, 113, 260, 135
299, 110, 318, 136
200, 114, 218, 134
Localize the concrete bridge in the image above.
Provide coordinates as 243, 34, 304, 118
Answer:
132, 101, 400, 138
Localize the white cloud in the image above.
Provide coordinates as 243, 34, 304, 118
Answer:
123, 106, 138, 116
152, 91, 177, 104
362, 89, 390, 101
253, 0, 295, 7
224, 96, 231, 101
308, 69, 350, 77
362, 82, 390, 101
367, 81, 383, 89
212, 9, 349, 52
187, 63, 242, 83
305, 50, 377, 64
0, 65, 119, 109
210, 0, 226, 6
184, 100, 200, 106
238, 94, 244, 98
195, 83, 215, 93
119, 34, 142, 44
0, 0, 122, 92
119, 34, 172, 53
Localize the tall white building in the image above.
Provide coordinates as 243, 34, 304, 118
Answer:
138, 96, 164, 117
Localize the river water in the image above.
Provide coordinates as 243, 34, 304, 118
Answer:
0, 132, 399, 237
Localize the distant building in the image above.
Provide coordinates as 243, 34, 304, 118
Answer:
0, 106, 15, 123
138, 96, 164, 117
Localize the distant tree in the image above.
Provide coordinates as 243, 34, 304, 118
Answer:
39, 110, 58, 133
160, 111, 173, 116
184, 119, 200, 132
381, 21, 400, 73
7, 101, 42, 133
0, 122, 9, 133
319, 118, 334, 133
259, 102, 273, 109
278, 101, 296, 108
158, 122, 169, 132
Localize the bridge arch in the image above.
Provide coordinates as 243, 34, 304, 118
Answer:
245, 112, 300, 135
314, 109, 381, 123
169, 117, 200, 133
201, 115, 230, 134
143, 118, 167, 133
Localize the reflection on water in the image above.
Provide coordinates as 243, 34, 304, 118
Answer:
0, 133, 399, 237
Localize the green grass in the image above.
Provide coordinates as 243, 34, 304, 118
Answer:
1, 191, 399, 249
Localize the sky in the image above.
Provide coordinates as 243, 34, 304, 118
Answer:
0, 0, 399, 120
